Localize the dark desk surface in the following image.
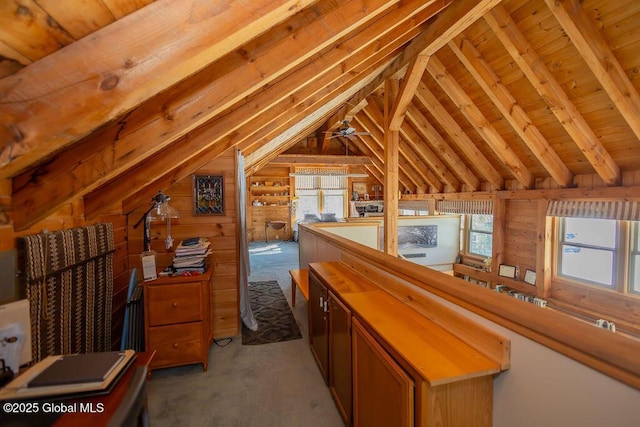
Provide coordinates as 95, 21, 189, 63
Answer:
1, 352, 155, 427
53, 351, 155, 427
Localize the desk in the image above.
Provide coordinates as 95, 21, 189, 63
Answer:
54, 351, 154, 426
0, 352, 154, 427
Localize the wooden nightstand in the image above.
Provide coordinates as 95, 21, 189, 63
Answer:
142, 269, 212, 375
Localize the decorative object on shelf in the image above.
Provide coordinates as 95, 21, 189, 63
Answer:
524, 269, 537, 286
595, 319, 616, 332
498, 264, 516, 279
194, 174, 224, 215
483, 257, 492, 272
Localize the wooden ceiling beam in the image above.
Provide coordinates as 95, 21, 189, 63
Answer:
30, 0, 438, 226
426, 55, 534, 189
389, 54, 430, 131
363, 101, 451, 191
0, 0, 320, 178
449, 35, 573, 188
405, 104, 479, 191
400, 121, 460, 192
271, 154, 372, 165
414, 82, 504, 189
87, 47, 402, 218
239, 0, 449, 154
348, 136, 397, 190
485, 5, 621, 186
356, 109, 436, 192
544, 0, 640, 144
350, 121, 416, 192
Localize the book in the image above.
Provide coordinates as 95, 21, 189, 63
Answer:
28, 351, 124, 387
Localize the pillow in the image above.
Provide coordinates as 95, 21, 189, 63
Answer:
303, 214, 320, 223
320, 213, 337, 222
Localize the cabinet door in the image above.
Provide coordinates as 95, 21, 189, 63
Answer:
352, 318, 414, 427
309, 272, 329, 384
329, 292, 352, 426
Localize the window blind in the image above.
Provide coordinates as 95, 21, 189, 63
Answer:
436, 200, 493, 215
547, 200, 640, 221
294, 167, 347, 190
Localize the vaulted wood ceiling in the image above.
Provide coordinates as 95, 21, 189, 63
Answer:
1, 0, 640, 231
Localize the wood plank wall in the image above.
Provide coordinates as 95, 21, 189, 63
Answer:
502, 200, 537, 274
127, 148, 239, 338
0, 200, 130, 350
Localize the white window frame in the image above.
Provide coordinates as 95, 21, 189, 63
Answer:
465, 214, 493, 258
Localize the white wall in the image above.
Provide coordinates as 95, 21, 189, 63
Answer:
298, 226, 640, 427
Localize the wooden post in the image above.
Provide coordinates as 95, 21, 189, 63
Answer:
384, 79, 400, 256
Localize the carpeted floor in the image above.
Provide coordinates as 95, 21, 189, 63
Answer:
242, 280, 302, 345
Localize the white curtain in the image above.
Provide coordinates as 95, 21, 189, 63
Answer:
237, 151, 258, 331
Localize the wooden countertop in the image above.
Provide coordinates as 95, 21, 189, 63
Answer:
310, 261, 503, 386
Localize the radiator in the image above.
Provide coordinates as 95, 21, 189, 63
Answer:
122, 285, 145, 352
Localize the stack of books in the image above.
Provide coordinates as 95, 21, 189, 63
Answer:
0, 350, 136, 400
171, 237, 211, 274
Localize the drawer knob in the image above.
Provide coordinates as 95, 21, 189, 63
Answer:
172, 302, 178, 308
173, 343, 179, 349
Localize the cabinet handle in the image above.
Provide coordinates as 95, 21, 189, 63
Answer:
324, 300, 328, 313
173, 343, 178, 349
319, 296, 324, 308
172, 302, 178, 308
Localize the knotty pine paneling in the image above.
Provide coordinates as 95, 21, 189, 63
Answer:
502, 199, 537, 278
127, 148, 239, 338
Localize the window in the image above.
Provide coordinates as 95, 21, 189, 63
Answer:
555, 218, 640, 295
467, 214, 493, 257
294, 170, 347, 220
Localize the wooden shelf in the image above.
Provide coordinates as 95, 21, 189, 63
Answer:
249, 170, 292, 241
453, 264, 492, 283
495, 276, 536, 294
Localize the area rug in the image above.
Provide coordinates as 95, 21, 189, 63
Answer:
242, 281, 302, 345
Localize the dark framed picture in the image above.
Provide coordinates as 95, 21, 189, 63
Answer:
193, 174, 224, 215
498, 264, 516, 279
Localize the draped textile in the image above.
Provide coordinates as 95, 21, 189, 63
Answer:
21, 223, 115, 362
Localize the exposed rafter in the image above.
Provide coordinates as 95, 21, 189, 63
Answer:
486, 5, 621, 186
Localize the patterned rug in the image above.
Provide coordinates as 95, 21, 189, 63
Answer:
242, 281, 302, 345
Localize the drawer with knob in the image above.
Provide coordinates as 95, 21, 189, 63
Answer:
146, 282, 202, 326
148, 322, 202, 368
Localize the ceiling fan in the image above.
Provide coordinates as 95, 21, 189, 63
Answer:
324, 120, 371, 140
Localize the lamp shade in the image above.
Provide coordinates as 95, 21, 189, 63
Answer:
149, 201, 179, 221
147, 191, 179, 221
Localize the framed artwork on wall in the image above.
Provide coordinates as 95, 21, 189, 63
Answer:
498, 264, 516, 279
352, 182, 367, 195
524, 269, 537, 286
193, 174, 224, 215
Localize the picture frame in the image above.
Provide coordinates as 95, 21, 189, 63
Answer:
524, 269, 537, 286
352, 182, 367, 195
498, 264, 517, 279
193, 174, 224, 215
